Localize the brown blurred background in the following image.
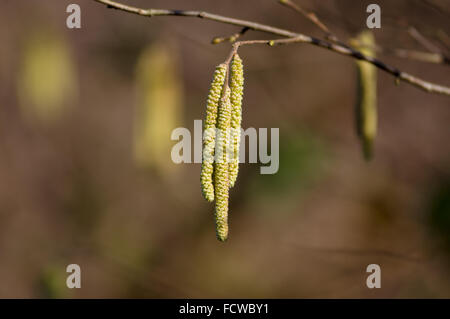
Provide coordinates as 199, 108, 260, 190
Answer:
0, 0, 449, 298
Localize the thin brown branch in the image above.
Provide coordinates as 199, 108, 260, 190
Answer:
94, 0, 450, 96
289, 243, 424, 263
384, 48, 449, 65
235, 37, 450, 94
352, 40, 450, 65
278, 0, 337, 42
279, 0, 449, 66
408, 26, 442, 54
436, 30, 450, 50
95, 0, 300, 37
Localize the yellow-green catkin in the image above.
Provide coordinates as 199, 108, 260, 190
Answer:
214, 87, 232, 241
354, 31, 377, 161
229, 54, 244, 188
201, 64, 227, 202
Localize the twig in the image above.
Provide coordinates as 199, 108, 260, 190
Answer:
280, 0, 450, 66
289, 243, 424, 263
94, 0, 450, 96
418, 0, 450, 19
236, 37, 450, 93
278, 0, 337, 42
384, 48, 449, 65
212, 27, 250, 44
352, 40, 450, 65
408, 26, 442, 54
436, 29, 450, 51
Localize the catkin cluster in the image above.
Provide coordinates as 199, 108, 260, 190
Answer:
200, 54, 244, 242
201, 64, 227, 202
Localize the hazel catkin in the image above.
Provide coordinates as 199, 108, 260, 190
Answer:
229, 54, 244, 188
200, 63, 227, 202
214, 86, 232, 241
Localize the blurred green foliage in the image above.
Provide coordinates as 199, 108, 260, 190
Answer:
250, 129, 330, 197
429, 179, 450, 250
37, 264, 70, 299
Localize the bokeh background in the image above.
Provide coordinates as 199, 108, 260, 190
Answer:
0, 0, 449, 298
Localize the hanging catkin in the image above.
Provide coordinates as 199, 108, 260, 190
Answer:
354, 31, 377, 161
201, 64, 227, 202
229, 54, 244, 188
214, 86, 232, 241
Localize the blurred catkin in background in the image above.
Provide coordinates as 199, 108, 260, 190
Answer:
17, 28, 77, 124
134, 42, 184, 177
